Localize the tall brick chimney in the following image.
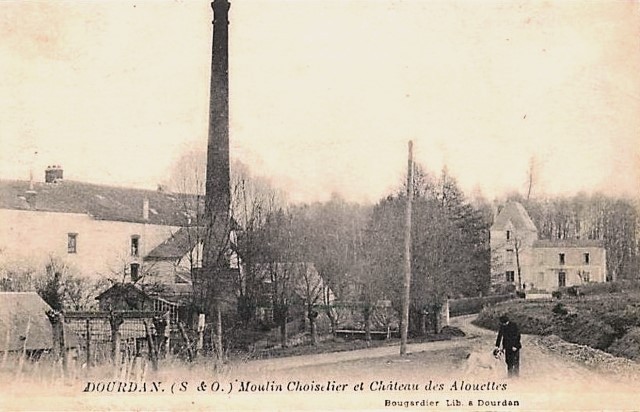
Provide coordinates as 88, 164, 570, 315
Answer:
205, 0, 231, 221
202, 0, 231, 359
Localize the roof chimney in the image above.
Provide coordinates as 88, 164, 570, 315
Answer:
45, 165, 63, 183
143, 198, 150, 221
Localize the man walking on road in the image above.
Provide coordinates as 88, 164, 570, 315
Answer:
495, 315, 521, 377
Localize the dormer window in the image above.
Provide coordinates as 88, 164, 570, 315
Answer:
131, 235, 140, 257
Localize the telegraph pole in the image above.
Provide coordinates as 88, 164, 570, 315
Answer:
400, 141, 413, 355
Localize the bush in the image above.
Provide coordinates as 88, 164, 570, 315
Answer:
564, 286, 579, 297
440, 326, 465, 337
551, 291, 562, 299
475, 290, 640, 356
492, 283, 516, 295
556, 315, 617, 351
473, 303, 554, 335
552, 303, 568, 316
576, 280, 640, 296
608, 327, 640, 360
449, 294, 516, 317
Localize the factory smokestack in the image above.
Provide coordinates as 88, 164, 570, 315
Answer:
202, 0, 231, 360
205, 0, 231, 221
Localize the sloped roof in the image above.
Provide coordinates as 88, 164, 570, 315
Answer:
492, 201, 537, 232
145, 227, 203, 260
95, 282, 150, 302
145, 225, 241, 262
533, 239, 605, 248
96, 282, 192, 306
0, 292, 79, 351
0, 179, 201, 226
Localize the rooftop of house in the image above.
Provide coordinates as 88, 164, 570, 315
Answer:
0, 179, 202, 226
491, 201, 538, 232
0, 292, 79, 351
144, 225, 241, 262
144, 227, 204, 261
96, 281, 195, 307
533, 239, 605, 248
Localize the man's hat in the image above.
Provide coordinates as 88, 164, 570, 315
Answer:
499, 315, 509, 323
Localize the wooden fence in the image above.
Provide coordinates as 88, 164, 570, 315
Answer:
62, 311, 167, 369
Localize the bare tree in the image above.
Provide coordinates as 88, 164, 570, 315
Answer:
513, 236, 523, 292
526, 155, 537, 201
293, 263, 324, 345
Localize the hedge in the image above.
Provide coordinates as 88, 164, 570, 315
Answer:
449, 294, 517, 317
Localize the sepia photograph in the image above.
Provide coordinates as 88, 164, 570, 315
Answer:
1, 0, 639, 410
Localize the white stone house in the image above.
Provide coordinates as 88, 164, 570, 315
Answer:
490, 201, 607, 292
0, 167, 198, 282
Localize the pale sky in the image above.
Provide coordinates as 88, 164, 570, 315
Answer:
1, 0, 639, 204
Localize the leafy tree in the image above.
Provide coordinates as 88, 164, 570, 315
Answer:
362, 164, 491, 336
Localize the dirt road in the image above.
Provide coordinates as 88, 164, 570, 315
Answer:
223, 315, 640, 410
2, 316, 639, 411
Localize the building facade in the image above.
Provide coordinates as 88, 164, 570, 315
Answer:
0, 167, 198, 282
490, 202, 607, 292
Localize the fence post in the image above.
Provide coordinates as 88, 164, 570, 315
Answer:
85, 318, 91, 368
47, 311, 60, 359
178, 322, 193, 362
196, 313, 205, 357
2, 326, 9, 368
109, 312, 124, 367
59, 312, 67, 376
152, 314, 168, 359
17, 316, 31, 377
46, 310, 67, 377
143, 320, 158, 371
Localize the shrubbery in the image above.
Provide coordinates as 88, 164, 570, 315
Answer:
552, 303, 568, 316
473, 302, 554, 335
564, 280, 640, 297
609, 327, 640, 361
473, 290, 640, 360
554, 314, 617, 351
449, 294, 516, 317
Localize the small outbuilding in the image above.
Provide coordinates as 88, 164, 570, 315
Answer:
0, 292, 79, 354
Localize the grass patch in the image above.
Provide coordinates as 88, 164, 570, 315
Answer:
474, 289, 640, 360
245, 327, 464, 360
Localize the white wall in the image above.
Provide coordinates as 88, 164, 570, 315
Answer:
0, 208, 179, 280
489, 223, 538, 286
528, 246, 607, 291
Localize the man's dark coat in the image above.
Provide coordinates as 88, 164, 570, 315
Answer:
495, 321, 521, 350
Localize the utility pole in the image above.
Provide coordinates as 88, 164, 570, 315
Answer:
400, 140, 413, 355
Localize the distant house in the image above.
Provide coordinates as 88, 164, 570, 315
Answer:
0, 166, 200, 280
96, 224, 243, 324
142, 226, 242, 290
253, 262, 335, 321
490, 202, 607, 292
95, 282, 189, 326
0, 292, 79, 354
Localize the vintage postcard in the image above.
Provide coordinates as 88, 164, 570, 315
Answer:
1, 0, 639, 411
